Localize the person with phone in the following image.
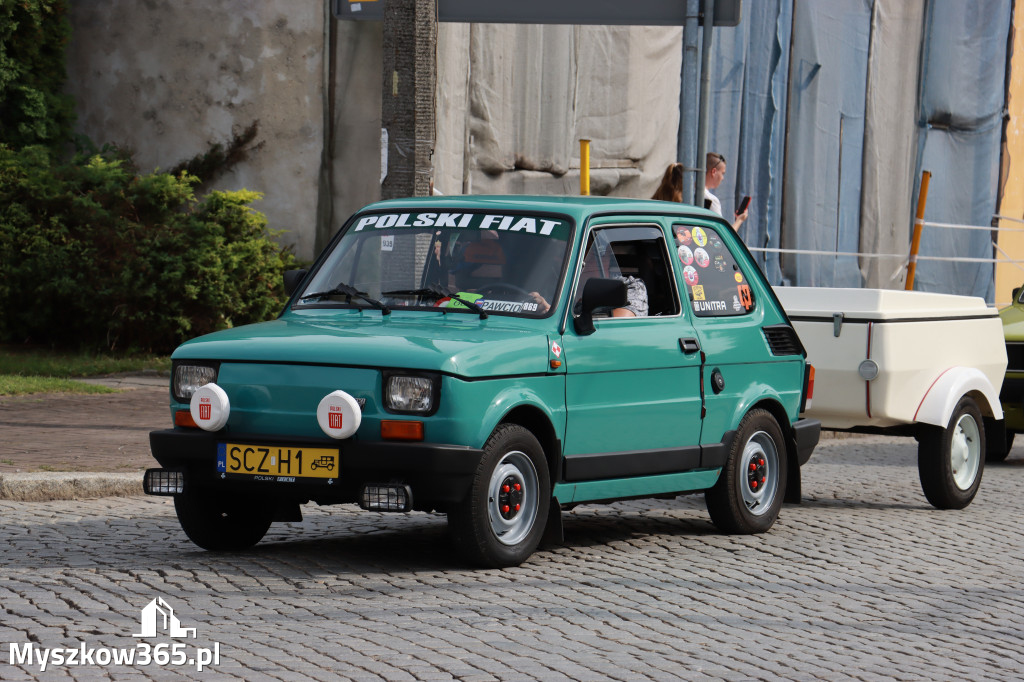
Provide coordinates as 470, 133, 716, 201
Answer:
704, 152, 749, 232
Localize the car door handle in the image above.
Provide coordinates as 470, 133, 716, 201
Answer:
679, 337, 701, 354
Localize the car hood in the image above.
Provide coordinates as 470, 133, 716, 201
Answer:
172, 310, 553, 378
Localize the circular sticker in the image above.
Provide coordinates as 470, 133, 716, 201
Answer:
684, 265, 699, 285
190, 383, 230, 432
317, 390, 362, 439
734, 272, 744, 283
678, 245, 694, 266
694, 248, 710, 268
692, 227, 707, 247
675, 226, 692, 245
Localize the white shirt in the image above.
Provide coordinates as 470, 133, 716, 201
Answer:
704, 187, 722, 216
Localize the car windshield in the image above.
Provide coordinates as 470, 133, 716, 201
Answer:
296, 210, 573, 317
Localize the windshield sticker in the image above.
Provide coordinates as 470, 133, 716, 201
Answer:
694, 248, 710, 268
673, 225, 692, 245
713, 254, 727, 272
381, 235, 394, 252
678, 245, 693, 265
734, 272, 744, 283
353, 212, 567, 237
691, 285, 706, 301
476, 298, 533, 313
684, 266, 699, 285
738, 284, 753, 310
692, 227, 707, 247
694, 300, 728, 313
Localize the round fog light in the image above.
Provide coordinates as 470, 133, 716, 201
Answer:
317, 390, 362, 439
858, 359, 879, 381
190, 383, 230, 431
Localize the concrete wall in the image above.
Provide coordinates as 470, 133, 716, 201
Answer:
65, 1, 328, 261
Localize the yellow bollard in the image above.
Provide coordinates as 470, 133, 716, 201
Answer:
905, 170, 931, 291
580, 139, 591, 196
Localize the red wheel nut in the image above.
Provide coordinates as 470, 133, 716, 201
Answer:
515, 504, 520, 511
514, 483, 521, 491
502, 505, 510, 513
751, 480, 758, 489
503, 484, 510, 493
749, 462, 756, 471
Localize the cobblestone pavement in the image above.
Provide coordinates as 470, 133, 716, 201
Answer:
2, 436, 1023, 681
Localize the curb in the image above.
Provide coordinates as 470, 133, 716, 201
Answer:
0, 472, 143, 502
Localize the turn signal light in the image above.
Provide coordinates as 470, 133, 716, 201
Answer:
381, 420, 424, 441
174, 410, 198, 428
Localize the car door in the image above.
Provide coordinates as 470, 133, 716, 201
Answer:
675, 223, 785, 451
559, 222, 705, 482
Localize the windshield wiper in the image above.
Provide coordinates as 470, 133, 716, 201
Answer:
301, 283, 391, 315
382, 285, 488, 319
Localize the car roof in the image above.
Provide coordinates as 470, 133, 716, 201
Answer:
359, 194, 721, 224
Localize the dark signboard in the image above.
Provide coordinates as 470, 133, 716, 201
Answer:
333, 0, 740, 27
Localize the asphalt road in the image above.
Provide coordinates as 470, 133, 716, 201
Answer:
2, 435, 1023, 680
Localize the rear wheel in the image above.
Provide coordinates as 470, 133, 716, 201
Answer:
918, 396, 984, 509
705, 409, 787, 534
449, 424, 550, 567
173, 488, 273, 551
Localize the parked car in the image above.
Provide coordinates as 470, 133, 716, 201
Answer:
998, 285, 1024, 458
775, 286, 1007, 508
145, 195, 818, 567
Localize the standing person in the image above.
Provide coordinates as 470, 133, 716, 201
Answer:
704, 152, 748, 231
651, 163, 684, 202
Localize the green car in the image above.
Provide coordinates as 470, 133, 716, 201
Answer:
146, 196, 819, 567
999, 285, 1024, 458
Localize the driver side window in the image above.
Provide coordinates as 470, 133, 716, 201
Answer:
574, 225, 680, 318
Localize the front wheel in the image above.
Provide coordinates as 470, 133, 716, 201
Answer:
705, 409, 788, 534
918, 396, 985, 509
449, 424, 550, 567
173, 489, 273, 551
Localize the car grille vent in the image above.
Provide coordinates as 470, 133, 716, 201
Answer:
1007, 342, 1024, 372
762, 325, 802, 356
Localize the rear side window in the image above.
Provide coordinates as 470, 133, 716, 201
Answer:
672, 224, 755, 317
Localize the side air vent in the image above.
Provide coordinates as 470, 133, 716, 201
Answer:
762, 325, 803, 356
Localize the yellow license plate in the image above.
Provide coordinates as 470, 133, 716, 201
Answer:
217, 443, 339, 481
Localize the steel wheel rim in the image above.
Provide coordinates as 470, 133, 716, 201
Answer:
950, 413, 981, 490
740, 431, 779, 516
487, 450, 539, 546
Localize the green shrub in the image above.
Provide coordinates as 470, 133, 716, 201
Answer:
0, 145, 298, 352
0, 0, 75, 150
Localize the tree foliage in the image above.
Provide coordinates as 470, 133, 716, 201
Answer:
0, 0, 75, 150
0, 145, 298, 352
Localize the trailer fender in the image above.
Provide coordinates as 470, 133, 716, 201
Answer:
913, 367, 1003, 428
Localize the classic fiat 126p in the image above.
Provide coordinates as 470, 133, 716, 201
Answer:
145, 195, 819, 567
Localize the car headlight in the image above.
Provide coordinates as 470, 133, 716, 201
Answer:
383, 373, 438, 414
173, 363, 219, 403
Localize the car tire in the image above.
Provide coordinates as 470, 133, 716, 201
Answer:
173, 488, 273, 551
705, 409, 787, 534
449, 424, 550, 568
918, 396, 985, 509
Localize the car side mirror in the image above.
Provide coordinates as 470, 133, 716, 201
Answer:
574, 278, 628, 336
1015, 287, 1022, 304
283, 269, 308, 296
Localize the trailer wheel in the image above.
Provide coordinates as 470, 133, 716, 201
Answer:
705, 409, 787, 534
173, 489, 272, 551
918, 396, 985, 509
448, 424, 550, 568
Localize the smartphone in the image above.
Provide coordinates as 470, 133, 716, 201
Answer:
736, 195, 751, 214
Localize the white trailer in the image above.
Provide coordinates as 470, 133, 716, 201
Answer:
774, 286, 1006, 509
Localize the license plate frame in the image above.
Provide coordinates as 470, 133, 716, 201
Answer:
216, 443, 339, 483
